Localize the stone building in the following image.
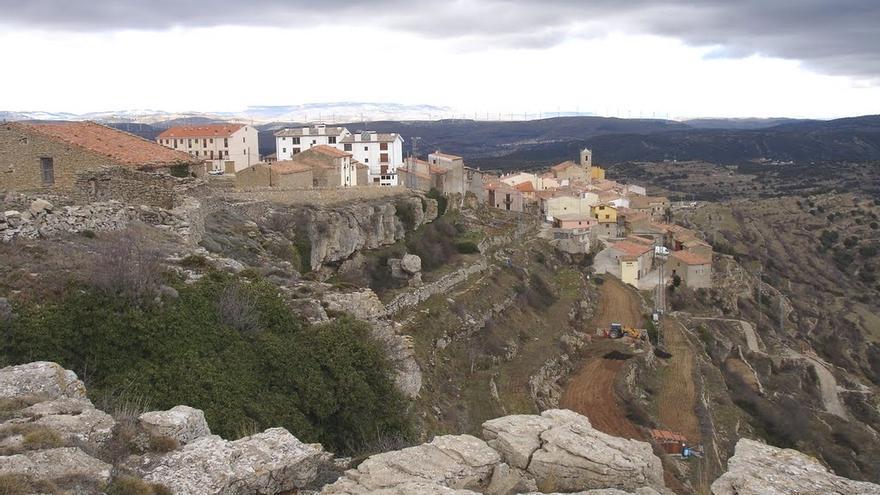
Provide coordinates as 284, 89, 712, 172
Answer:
668, 250, 712, 288
156, 123, 259, 173
235, 145, 358, 189
427, 152, 465, 195
0, 121, 199, 192
484, 182, 524, 212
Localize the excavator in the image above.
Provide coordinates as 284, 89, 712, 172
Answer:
607, 322, 646, 340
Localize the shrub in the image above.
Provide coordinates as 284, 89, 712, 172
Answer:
22, 427, 63, 450
90, 230, 161, 301
179, 255, 211, 269
427, 188, 448, 216
106, 475, 171, 495
395, 201, 417, 230
455, 241, 480, 254
0, 474, 31, 495
1, 275, 412, 455
80, 229, 96, 239
168, 165, 190, 178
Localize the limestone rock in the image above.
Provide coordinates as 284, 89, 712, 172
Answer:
0, 362, 87, 401
322, 434, 501, 494
388, 258, 407, 280
135, 427, 329, 495
323, 289, 387, 321
483, 410, 665, 493
14, 398, 115, 447
0, 447, 112, 490
136, 405, 211, 449
486, 462, 538, 495
401, 254, 422, 274
0, 297, 12, 321
710, 438, 880, 495
29, 199, 53, 215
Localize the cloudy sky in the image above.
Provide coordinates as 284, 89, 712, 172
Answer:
1, 0, 879, 119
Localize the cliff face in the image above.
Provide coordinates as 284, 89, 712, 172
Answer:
4, 361, 877, 495
261, 194, 438, 271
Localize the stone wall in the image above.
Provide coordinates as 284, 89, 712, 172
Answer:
0, 196, 200, 244
72, 167, 207, 209
0, 124, 122, 192
223, 185, 411, 206
385, 258, 489, 314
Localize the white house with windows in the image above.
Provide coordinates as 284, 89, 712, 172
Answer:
156, 123, 258, 173
273, 125, 404, 186
340, 132, 404, 186
274, 125, 351, 161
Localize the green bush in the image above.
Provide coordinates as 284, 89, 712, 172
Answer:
427, 189, 448, 216
168, 165, 191, 178
395, 201, 418, 230
455, 241, 480, 254
0, 275, 411, 454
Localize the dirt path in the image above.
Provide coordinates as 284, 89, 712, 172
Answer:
560, 278, 644, 440
785, 349, 848, 419
657, 320, 701, 444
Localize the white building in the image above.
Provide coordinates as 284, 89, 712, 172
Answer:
156, 123, 259, 173
274, 125, 404, 186
274, 125, 351, 161
341, 131, 404, 186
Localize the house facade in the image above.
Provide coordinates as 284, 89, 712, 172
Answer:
341, 132, 404, 186
427, 152, 465, 195
630, 195, 671, 221
485, 182, 524, 212
1, 121, 199, 192
156, 124, 258, 173
668, 250, 712, 288
612, 238, 654, 287
274, 125, 351, 160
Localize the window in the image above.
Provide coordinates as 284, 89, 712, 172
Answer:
380, 142, 388, 151
224, 138, 228, 147
344, 144, 352, 151
195, 151, 199, 157
312, 140, 316, 144
373, 177, 380, 183
364, 158, 369, 163
291, 148, 300, 155
364, 146, 368, 151
173, 139, 178, 148
188, 139, 193, 148
282, 148, 287, 153
380, 153, 389, 163
210, 150, 214, 159
329, 136, 336, 144
40, 157, 54, 185
210, 138, 213, 144
292, 137, 300, 144
243, 137, 246, 143
203, 139, 207, 147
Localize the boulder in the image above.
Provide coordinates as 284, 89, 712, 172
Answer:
0, 362, 87, 401
135, 427, 329, 495
323, 289, 387, 321
401, 254, 422, 274
0, 447, 112, 491
13, 398, 115, 448
483, 410, 664, 493
322, 434, 501, 494
4, 210, 22, 229
29, 199, 53, 216
136, 405, 211, 449
711, 438, 880, 495
388, 258, 408, 280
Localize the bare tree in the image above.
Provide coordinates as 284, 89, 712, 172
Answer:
90, 229, 161, 301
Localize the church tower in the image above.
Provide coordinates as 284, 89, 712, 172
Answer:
580, 148, 593, 172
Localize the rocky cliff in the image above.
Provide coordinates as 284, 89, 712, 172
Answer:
2, 362, 878, 495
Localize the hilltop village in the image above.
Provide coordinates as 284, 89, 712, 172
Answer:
0, 120, 712, 291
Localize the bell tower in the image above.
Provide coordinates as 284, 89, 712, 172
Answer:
580, 148, 592, 172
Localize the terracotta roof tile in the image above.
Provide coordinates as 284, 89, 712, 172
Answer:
515, 182, 535, 192
20, 121, 197, 169
671, 249, 711, 265
613, 240, 652, 257
272, 161, 313, 175
310, 144, 351, 158
551, 160, 577, 172
157, 123, 244, 139
430, 151, 463, 161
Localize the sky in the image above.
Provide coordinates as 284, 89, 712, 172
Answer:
1, 0, 879, 119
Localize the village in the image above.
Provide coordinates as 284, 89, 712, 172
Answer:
0, 120, 713, 292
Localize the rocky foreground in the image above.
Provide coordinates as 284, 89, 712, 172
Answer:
1, 362, 878, 495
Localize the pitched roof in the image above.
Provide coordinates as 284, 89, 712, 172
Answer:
272, 161, 313, 175
340, 132, 401, 143
671, 249, 711, 265
310, 144, 351, 158
274, 126, 349, 137
551, 160, 577, 172
18, 121, 198, 169
515, 181, 535, 192
613, 240, 652, 258
157, 123, 244, 139
430, 151, 463, 161
554, 213, 595, 222
630, 195, 670, 209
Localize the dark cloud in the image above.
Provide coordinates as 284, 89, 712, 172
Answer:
2, 0, 879, 79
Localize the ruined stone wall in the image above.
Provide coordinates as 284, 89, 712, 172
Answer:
385, 258, 489, 314
222, 185, 410, 206
71, 167, 207, 209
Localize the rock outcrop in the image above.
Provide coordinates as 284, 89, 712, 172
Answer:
300, 196, 438, 270
322, 434, 501, 494
324, 410, 666, 495
711, 438, 880, 495
0, 447, 112, 491
135, 405, 211, 449
0, 361, 87, 401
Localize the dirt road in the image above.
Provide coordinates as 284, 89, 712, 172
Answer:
560, 278, 644, 440
657, 320, 701, 444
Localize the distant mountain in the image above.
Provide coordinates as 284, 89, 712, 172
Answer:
471, 115, 880, 169
0, 102, 455, 126
684, 118, 817, 130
